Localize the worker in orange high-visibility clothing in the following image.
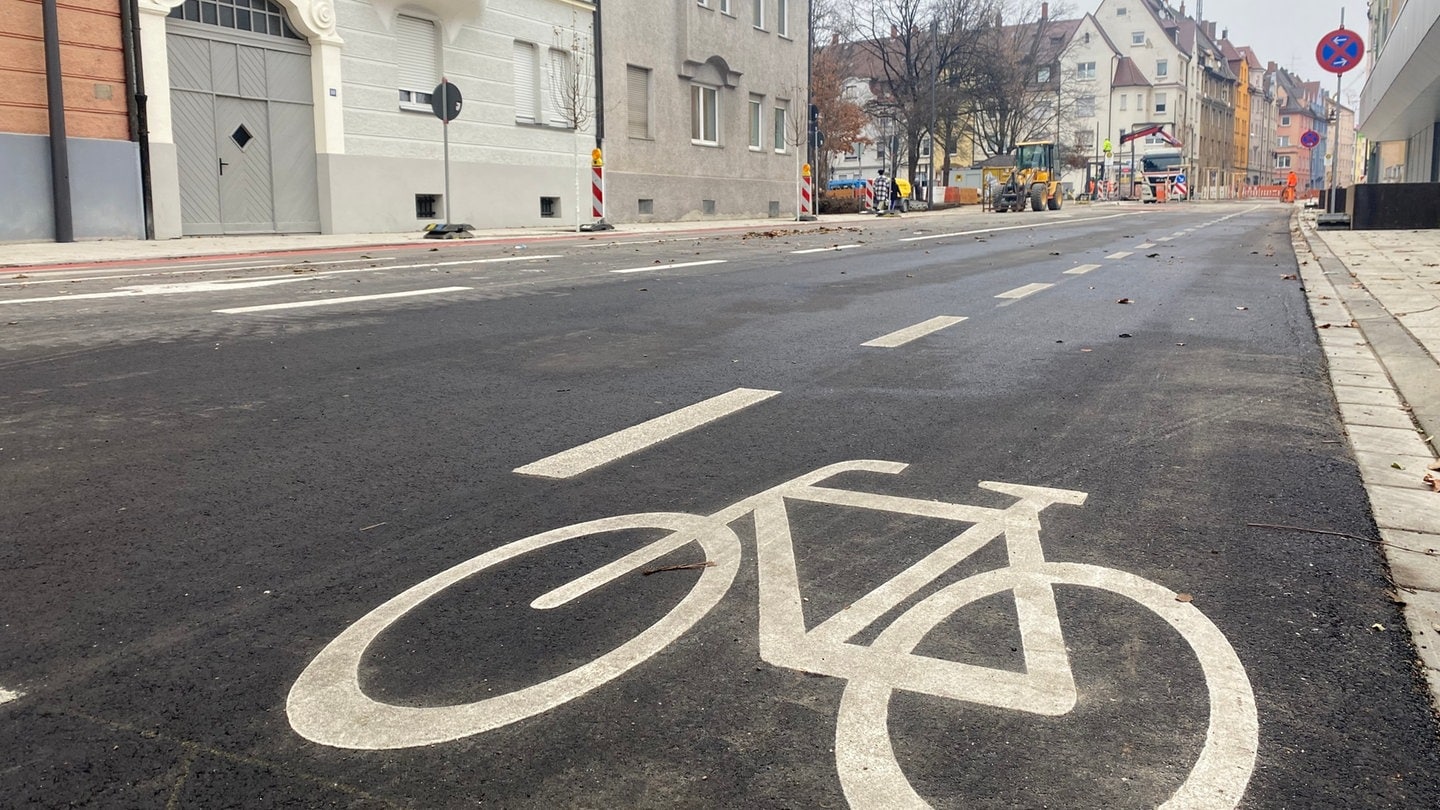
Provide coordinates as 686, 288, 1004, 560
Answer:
1283, 170, 1298, 203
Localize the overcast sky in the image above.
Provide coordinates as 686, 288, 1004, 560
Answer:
1178, 0, 1371, 103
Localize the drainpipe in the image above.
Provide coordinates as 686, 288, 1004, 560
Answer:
592, 0, 604, 149
118, 0, 155, 239
41, 0, 74, 242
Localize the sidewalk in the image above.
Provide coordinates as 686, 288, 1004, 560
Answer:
1295, 212, 1440, 714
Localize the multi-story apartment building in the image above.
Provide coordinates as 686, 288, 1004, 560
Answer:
1190, 20, 1237, 194
602, 0, 806, 222
1, 0, 147, 240
1359, 0, 1440, 183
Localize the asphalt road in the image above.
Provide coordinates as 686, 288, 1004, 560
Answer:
3, 203, 1438, 808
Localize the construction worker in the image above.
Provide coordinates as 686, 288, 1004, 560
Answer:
1284, 170, 1298, 203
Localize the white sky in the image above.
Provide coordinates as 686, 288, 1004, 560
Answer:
1173, 0, 1371, 104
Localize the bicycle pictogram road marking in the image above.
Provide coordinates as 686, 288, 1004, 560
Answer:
287, 461, 1260, 808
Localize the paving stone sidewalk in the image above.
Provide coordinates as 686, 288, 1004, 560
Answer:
1297, 214, 1440, 713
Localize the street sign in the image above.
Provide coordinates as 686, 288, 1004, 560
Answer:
1301, 130, 1321, 149
431, 80, 462, 121
1316, 28, 1364, 74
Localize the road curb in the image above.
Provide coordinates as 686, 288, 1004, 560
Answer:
1292, 212, 1440, 719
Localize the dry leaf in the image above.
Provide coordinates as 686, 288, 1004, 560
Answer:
1176, 593, 1194, 603
1371, 623, 1386, 632
1425, 473, 1440, 493
1117, 298, 1133, 304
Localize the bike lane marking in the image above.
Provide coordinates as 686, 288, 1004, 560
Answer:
213, 287, 473, 314
611, 260, 728, 274
1107, 251, 1134, 260
862, 316, 968, 348
513, 387, 780, 479
1064, 264, 1102, 275
995, 283, 1054, 300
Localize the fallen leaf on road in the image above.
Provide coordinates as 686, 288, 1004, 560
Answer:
1117, 298, 1133, 304
1319, 323, 1333, 328
643, 561, 716, 576
1371, 623, 1386, 632
1119, 333, 1133, 338
1425, 473, 1440, 493
1281, 274, 1297, 280
1176, 593, 1194, 603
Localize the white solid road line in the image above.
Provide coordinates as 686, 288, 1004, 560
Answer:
1107, 251, 1133, 260
0, 686, 20, 705
514, 387, 780, 479
863, 316, 968, 348
995, 283, 1054, 300
897, 211, 1134, 243
0, 258, 368, 288
611, 259, 728, 274
214, 286, 472, 314
792, 245, 862, 254
1064, 264, 1102, 275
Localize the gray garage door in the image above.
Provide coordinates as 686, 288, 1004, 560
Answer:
167, 5, 318, 235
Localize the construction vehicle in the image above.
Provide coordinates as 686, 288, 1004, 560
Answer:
992, 141, 1062, 213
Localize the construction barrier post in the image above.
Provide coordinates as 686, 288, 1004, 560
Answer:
798, 163, 817, 221
581, 148, 613, 232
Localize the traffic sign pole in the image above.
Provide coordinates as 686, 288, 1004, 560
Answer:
442, 80, 451, 224
1315, 12, 1363, 218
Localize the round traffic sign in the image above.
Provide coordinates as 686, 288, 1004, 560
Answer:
1301, 130, 1320, 149
431, 80, 462, 122
1175, 173, 1186, 185
1316, 28, 1364, 74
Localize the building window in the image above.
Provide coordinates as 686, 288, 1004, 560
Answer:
1077, 95, 1095, 117
691, 84, 718, 144
415, 194, 439, 219
1137, 93, 1144, 111
513, 41, 538, 123
547, 48, 572, 127
1117, 6, 1127, 15
776, 0, 787, 35
698, 0, 708, 5
540, 197, 559, 217
1277, 135, 1290, 146
168, 0, 302, 39
1281, 115, 1291, 126
1037, 66, 1051, 83
1154, 92, 1167, 114
638, 198, 654, 214
1156, 59, 1168, 78
1131, 31, 1145, 46
1276, 155, 1292, 169
626, 65, 651, 139
749, 96, 763, 149
396, 15, 439, 112
752, 0, 764, 28
1076, 61, 1096, 79
1119, 94, 1128, 111
720, 0, 730, 12
1075, 130, 1094, 149
773, 102, 787, 152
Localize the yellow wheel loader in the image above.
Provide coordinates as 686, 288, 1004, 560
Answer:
993, 141, 1062, 213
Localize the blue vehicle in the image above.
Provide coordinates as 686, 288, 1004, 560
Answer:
827, 178, 867, 191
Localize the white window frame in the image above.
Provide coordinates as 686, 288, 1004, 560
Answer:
1119, 94, 1128, 111
720, 0, 731, 11
1276, 154, 1292, 169
752, 0, 764, 29
1037, 66, 1051, 83
773, 101, 787, 152
1281, 115, 1291, 126
749, 96, 763, 150
1156, 59, 1168, 78
1154, 92, 1167, 114
1277, 135, 1290, 147
1076, 61, 1096, 79
1131, 31, 1145, 46
546, 47, 573, 128
397, 15, 440, 113
1077, 95, 1096, 117
776, 0, 787, 36
691, 83, 719, 145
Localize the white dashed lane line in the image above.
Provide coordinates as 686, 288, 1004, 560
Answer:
792, 245, 862, 254
1064, 264, 1102, 275
0, 686, 20, 705
514, 388, 780, 479
213, 286, 473, 314
611, 260, 728, 274
995, 283, 1054, 300
862, 316, 968, 348
1107, 251, 1133, 260
1135, 243, 1156, 249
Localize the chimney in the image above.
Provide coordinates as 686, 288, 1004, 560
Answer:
891, 24, 898, 38
1205, 21, 1216, 39
832, 33, 839, 45
1041, 2, 1048, 21
1267, 60, 1277, 74
1222, 28, 1228, 40
1179, 2, 1185, 15
1196, 0, 1203, 20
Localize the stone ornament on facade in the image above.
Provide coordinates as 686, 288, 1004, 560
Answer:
139, 0, 342, 43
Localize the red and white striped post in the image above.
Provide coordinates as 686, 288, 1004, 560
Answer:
798, 163, 816, 221
583, 147, 613, 231
864, 179, 875, 212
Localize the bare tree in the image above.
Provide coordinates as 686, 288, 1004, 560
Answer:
848, 0, 1001, 187
550, 17, 595, 232
963, 0, 1081, 159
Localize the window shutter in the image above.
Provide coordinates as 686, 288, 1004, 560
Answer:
514, 41, 537, 122
627, 66, 650, 138
396, 16, 438, 92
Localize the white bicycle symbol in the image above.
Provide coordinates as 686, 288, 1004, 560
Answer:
288, 460, 1258, 808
